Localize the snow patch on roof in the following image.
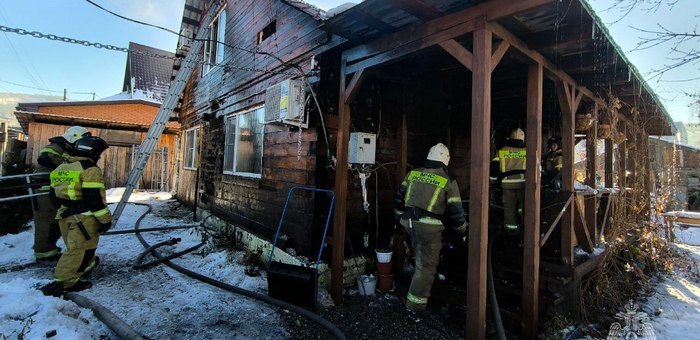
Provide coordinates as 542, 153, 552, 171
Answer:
323, 2, 361, 19
100, 88, 163, 104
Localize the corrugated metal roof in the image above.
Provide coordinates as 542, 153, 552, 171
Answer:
122, 42, 175, 102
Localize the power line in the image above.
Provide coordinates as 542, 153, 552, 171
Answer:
0, 78, 96, 95
83, 0, 305, 76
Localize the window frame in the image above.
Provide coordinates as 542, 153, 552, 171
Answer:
223, 106, 265, 178
183, 126, 200, 170
202, 6, 227, 75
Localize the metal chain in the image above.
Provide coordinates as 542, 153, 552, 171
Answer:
0, 24, 300, 76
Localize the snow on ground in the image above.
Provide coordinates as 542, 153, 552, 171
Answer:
0, 190, 287, 339
4, 189, 700, 339
643, 226, 700, 339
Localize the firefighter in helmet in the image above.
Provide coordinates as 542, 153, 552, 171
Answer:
490, 128, 526, 232
542, 136, 563, 189
32, 126, 90, 261
43, 135, 110, 294
395, 143, 467, 313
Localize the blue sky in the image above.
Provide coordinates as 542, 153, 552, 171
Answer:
0, 0, 697, 122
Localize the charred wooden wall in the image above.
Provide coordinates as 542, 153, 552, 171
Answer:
177, 0, 328, 257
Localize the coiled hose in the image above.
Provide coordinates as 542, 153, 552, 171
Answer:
128, 202, 346, 340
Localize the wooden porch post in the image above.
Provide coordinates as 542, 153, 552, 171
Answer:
331, 59, 368, 303
585, 104, 598, 239
556, 81, 581, 267
331, 58, 351, 304
619, 122, 627, 189
466, 23, 491, 339
605, 138, 613, 188
522, 62, 543, 340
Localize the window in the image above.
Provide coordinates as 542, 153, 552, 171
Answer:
223, 107, 265, 177
203, 7, 226, 75
257, 19, 277, 44
184, 127, 200, 170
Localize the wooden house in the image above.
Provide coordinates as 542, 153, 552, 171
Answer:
173, 0, 674, 337
14, 97, 179, 190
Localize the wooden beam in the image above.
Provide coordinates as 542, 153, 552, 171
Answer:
556, 80, 580, 267
439, 40, 473, 71
345, 19, 477, 74
586, 104, 598, 240
331, 58, 353, 304
491, 40, 510, 72
344, 0, 555, 64
397, 102, 408, 188
619, 122, 627, 189
540, 193, 574, 246
466, 25, 491, 340
522, 62, 543, 340
573, 194, 595, 252
346, 68, 370, 104
488, 22, 604, 107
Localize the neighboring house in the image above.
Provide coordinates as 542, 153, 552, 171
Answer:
13, 42, 178, 189
122, 42, 175, 103
172, 0, 674, 335
14, 96, 179, 189
0, 120, 27, 175
649, 137, 700, 211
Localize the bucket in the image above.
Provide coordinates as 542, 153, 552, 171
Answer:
375, 250, 393, 263
376, 274, 394, 293
376, 261, 392, 275
357, 275, 376, 296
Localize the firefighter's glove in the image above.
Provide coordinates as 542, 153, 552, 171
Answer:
99, 222, 112, 233
454, 221, 467, 235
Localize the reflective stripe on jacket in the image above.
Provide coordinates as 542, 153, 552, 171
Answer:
50, 156, 111, 224
493, 146, 526, 185
395, 166, 466, 232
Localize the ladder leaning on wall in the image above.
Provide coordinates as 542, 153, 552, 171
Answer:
111, 1, 222, 225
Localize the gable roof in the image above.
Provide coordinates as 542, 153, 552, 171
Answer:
122, 42, 175, 102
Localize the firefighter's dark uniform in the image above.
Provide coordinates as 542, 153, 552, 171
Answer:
542, 148, 562, 187
490, 140, 527, 230
395, 162, 466, 312
49, 155, 110, 289
32, 137, 73, 260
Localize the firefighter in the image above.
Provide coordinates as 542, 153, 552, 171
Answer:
394, 143, 467, 313
542, 136, 562, 188
32, 125, 90, 261
43, 135, 111, 294
490, 128, 526, 232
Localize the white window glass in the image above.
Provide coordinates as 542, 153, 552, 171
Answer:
203, 7, 226, 75
184, 127, 200, 169
223, 107, 264, 177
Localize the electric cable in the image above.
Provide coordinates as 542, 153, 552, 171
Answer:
127, 202, 346, 339
0, 78, 96, 96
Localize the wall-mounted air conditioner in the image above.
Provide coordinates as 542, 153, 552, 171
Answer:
264, 79, 307, 127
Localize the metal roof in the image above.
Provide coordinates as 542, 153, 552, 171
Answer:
320, 0, 674, 135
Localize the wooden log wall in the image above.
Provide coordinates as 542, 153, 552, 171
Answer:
176, 0, 329, 257
26, 122, 176, 190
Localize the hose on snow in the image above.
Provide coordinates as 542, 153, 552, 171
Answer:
128, 202, 346, 340
64, 292, 145, 340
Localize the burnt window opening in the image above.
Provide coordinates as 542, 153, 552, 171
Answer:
257, 19, 276, 44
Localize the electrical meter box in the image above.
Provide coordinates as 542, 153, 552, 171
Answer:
349, 132, 376, 164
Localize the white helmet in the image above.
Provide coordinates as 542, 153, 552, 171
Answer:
427, 143, 450, 166
509, 128, 525, 141
63, 126, 90, 143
